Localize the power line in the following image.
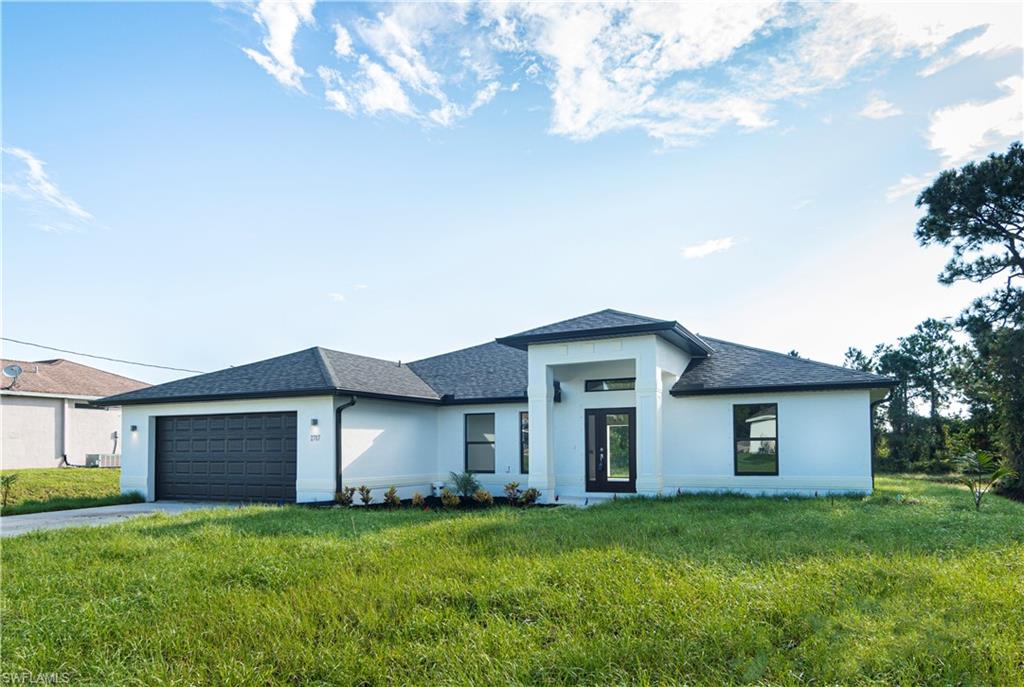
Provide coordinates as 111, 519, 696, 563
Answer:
1, 337, 206, 374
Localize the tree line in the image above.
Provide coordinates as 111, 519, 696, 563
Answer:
841, 142, 1023, 494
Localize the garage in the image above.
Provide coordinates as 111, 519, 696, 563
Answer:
155, 412, 297, 502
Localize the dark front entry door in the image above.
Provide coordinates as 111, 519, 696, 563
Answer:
585, 408, 636, 493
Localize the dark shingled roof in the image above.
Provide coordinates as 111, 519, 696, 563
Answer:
506, 309, 668, 337
496, 308, 713, 355
670, 337, 895, 396
99, 347, 440, 406
95, 311, 895, 407
408, 342, 527, 402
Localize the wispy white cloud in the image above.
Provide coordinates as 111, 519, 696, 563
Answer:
232, 1, 1022, 147
327, 292, 346, 302
859, 95, 902, 120
241, 0, 316, 92
317, 66, 353, 114
682, 237, 736, 259
886, 172, 934, 202
793, 199, 813, 210
353, 284, 368, 290
332, 22, 353, 58
2, 147, 93, 223
926, 76, 1023, 166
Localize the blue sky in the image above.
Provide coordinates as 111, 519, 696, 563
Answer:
3, 2, 1022, 385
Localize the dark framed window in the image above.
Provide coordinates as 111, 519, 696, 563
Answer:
734, 403, 778, 475
519, 411, 529, 474
585, 378, 635, 392
74, 403, 107, 411
465, 413, 496, 473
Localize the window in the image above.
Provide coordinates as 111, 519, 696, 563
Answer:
519, 411, 529, 474
465, 413, 496, 473
585, 378, 636, 392
734, 404, 778, 475
74, 402, 107, 411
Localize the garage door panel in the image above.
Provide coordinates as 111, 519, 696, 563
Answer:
156, 412, 297, 502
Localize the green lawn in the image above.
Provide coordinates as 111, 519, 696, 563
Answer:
0, 468, 142, 516
2, 477, 1022, 686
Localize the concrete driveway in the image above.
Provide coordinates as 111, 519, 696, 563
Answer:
0, 501, 234, 538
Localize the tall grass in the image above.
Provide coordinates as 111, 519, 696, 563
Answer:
2, 477, 1022, 685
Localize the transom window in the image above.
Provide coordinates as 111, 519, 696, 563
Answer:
465, 413, 496, 473
733, 403, 778, 475
584, 378, 635, 392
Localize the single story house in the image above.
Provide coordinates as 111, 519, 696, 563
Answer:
97, 310, 894, 504
1, 358, 149, 469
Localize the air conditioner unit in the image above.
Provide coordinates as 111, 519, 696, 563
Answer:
85, 454, 121, 468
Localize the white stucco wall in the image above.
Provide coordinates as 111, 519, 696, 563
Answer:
661, 389, 873, 495
120, 395, 337, 502
436, 403, 529, 494
337, 397, 438, 501
1, 393, 124, 469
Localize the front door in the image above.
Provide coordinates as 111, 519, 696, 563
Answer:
585, 408, 636, 493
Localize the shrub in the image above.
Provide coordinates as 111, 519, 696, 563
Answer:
955, 451, 1018, 511
473, 488, 493, 506
411, 491, 425, 509
440, 488, 460, 509
448, 471, 480, 498
357, 485, 373, 506
0, 474, 17, 508
503, 481, 521, 502
519, 487, 540, 507
383, 486, 401, 509
335, 486, 356, 507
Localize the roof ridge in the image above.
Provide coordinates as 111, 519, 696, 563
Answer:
699, 336, 893, 380
311, 347, 341, 389
601, 308, 671, 324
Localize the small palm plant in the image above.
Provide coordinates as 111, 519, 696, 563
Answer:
448, 471, 480, 498
955, 451, 1018, 511
0, 473, 18, 509
357, 485, 373, 506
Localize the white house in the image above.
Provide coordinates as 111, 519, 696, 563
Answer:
98, 310, 894, 504
1, 359, 149, 469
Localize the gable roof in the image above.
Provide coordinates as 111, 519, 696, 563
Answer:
408, 342, 527, 402
98, 347, 440, 406
496, 308, 713, 356
1, 359, 149, 398
670, 337, 895, 396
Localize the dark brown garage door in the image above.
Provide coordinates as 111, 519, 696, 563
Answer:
156, 412, 297, 502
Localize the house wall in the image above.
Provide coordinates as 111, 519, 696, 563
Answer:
437, 402, 529, 495
1, 394, 124, 469
1, 395, 63, 469
120, 395, 337, 502
336, 397, 438, 501
661, 388, 872, 495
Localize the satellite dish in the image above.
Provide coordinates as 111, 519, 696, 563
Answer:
2, 364, 23, 379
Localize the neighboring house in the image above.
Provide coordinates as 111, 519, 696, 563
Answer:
1, 359, 149, 469
98, 309, 894, 504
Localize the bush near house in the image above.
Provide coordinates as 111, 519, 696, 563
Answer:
1, 477, 1022, 685
0, 468, 142, 516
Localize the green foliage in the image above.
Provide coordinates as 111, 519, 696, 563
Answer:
410, 492, 425, 509
336, 486, 356, 507
383, 486, 400, 509
448, 471, 480, 498
915, 141, 1024, 325
1, 477, 1021, 685
1, 473, 18, 508
357, 485, 373, 506
519, 487, 540, 506
440, 488, 460, 509
955, 451, 1019, 510
472, 488, 493, 506
503, 481, 521, 502
0, 468, 142, 516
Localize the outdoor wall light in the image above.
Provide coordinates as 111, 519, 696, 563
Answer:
310, 418, 320, 437
130, 425, 138, 433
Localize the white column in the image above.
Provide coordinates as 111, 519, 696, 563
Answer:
634, 351, 663, 494
527, 363, 555, 495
